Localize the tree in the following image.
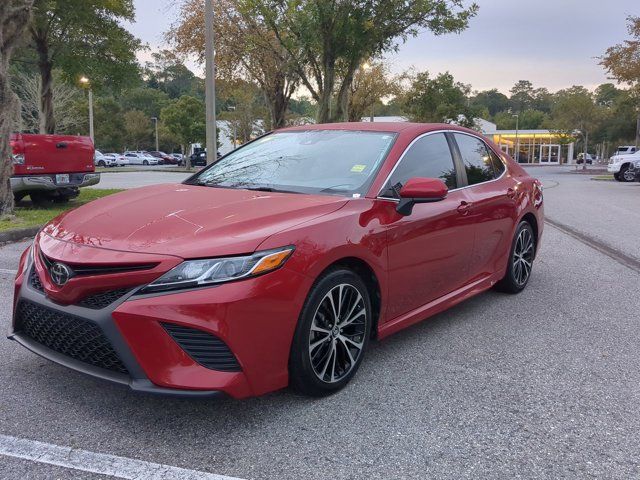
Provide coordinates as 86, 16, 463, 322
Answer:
143, 50, 204, 100
509, 80, 535, 112
402, 71, 479, 128
600, 16, 640, 146
23, 0, 140, 133
168, 0, 298, 129
246, 0, 478, 123
92, 97, 126, 151
123, 110, 152, 150
471, 89, 509, 117
12, 70, 82, 133
161, 96, 207, 158
219, 83, 265, 146
494, 109, 548, 130
551, 86, 606, 170
1, 0, 33, 216
121, 87, 171, 119
348, 63, 400, 122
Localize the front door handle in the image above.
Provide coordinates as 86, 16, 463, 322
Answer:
457, 201, 472, 215
506, 188, 516, 199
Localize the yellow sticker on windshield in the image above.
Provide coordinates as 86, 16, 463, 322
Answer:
351, 164, 367, 173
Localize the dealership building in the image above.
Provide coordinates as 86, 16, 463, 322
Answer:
480, 121, 577, 165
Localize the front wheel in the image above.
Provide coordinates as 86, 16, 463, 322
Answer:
143, 160, 149, 165
614, 172, 622, 182
622, 166, 636, 182
289, 269, 372, 397
495, 221, 536, 294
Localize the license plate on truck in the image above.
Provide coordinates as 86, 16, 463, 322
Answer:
55, 174, 70, 184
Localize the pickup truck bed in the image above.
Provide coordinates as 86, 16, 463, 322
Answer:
11, 133, 100, 203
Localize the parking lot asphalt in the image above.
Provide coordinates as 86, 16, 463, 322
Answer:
1, 167, 639, 479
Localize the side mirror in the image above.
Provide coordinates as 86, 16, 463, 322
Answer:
396, 177, 448, 216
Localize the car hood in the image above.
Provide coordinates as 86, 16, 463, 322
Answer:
42, 184, 349, 258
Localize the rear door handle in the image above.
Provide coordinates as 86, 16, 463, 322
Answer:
457, 201, 472, 215
506, 188, 516, 199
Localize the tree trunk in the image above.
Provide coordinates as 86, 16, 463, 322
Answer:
0, 62, 18, 215
1, 0, 34, 216
316, 61, 336, 124
334, 72, 354, 122
35, 35, 55, 134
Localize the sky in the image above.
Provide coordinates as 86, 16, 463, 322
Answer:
127, 0, 639, 94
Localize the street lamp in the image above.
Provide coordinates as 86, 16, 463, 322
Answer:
204, 0, 218, 164
79, 76, 94, 143
513, 113, 520, 162
151, 117, 159, 152
361, 62, 374, 122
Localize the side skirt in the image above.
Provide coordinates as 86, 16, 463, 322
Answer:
377, 273, 501, 340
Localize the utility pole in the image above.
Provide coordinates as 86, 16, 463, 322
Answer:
204, 0, 218, 164
513, 113, 520, 162
151, 117, 159, 151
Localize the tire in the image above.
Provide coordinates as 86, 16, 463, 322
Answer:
614, 172, 622, 182
621, 165, 635, 182
143, 160, 149, 165
29, 192, 52, 206
97, 160, 106, 167
289, 268, 372, 397
495, 221, 536, 294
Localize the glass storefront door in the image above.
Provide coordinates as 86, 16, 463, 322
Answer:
540, 144, 560, 164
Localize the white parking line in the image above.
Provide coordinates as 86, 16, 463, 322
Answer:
0, 268, 17, 275
0, 434, 245, 480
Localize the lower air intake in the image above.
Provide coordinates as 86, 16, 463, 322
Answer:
14, 300, 128, 375
161, 323, 241, 372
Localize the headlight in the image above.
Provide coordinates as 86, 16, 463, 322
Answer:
12, 154, 25, 165
139, 246, 295, 294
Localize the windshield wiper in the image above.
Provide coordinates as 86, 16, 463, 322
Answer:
244, 186, 302, 194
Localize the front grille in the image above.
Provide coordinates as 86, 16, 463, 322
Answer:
162, 323, 241, 372
30, 268, 44, 292
78, 288, 131, 310
40, 251, 156, 276
14, 300, 128, 375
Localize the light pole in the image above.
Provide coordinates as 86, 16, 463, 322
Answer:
204, 0, 218, 164
80, 76, 94, 143
227, 105, 237, 149
151, 117, 159, 151
361, 62, 374, 122
513, 113, 520, 162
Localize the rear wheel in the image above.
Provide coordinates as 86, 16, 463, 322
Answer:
495, 221, 535, 294
289, 268, 371, 397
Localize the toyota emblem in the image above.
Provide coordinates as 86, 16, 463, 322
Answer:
50, 262, 73, 286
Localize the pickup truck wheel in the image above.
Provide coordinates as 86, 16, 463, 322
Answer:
29, 192, 52, 206
618, 165, 632, 182
622, 166, 636, 182
613, 173, 622, 181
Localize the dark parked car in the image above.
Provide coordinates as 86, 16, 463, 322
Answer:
148, 151, 179, 165
189, 150, 221, 167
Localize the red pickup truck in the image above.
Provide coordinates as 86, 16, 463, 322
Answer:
10, 133, 100, 204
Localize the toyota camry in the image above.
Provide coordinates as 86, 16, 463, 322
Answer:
11, 123, 544, 399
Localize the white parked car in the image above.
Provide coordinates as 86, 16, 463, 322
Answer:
103, 153, 129, 167
94, 150, 116, 168
123, 151, 159, 165
608, 150, 640, 182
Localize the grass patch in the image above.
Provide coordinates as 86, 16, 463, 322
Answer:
0, 189, 123, 232
591, 175, 615, 181
96, 167, 197, 174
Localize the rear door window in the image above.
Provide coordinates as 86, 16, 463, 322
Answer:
454, 134, 497, 185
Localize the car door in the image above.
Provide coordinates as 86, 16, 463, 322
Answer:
380, 132, 477, 320
125, 153, 140, 165
451, 133, 518, 282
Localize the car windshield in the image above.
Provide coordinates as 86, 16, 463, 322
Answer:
186, 130, 397, 196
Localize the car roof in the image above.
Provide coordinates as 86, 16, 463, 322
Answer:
278, 122, 477, 136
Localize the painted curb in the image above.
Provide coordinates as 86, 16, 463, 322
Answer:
0, 226, 41, 244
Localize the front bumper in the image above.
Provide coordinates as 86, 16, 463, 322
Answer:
10, 250, 311, 399
11, 173, 100, 193
607, 164, 621, 173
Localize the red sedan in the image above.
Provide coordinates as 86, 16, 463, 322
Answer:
11, 123, 544, 399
